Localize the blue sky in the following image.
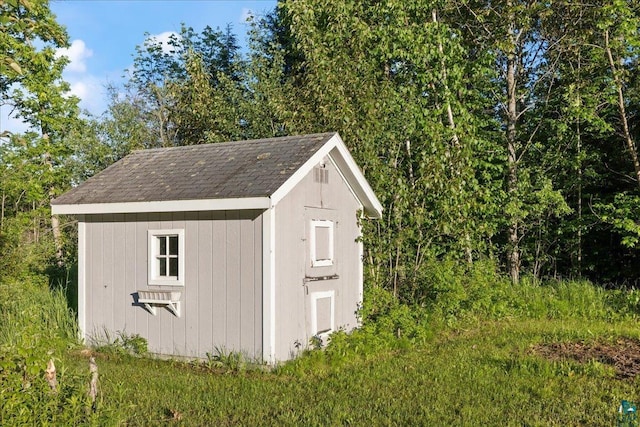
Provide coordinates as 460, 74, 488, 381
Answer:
1, 0, 277, 133
52, 0, 277, 115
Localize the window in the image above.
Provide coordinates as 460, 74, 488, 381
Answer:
311, 291, 335, 336
148, 229, 184, 286
310, 220, 334, 267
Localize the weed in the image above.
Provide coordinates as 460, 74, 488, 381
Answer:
89, 329, 148, 356
203, 346, 254, 372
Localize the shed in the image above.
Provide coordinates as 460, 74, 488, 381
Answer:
52, 132, 382, 362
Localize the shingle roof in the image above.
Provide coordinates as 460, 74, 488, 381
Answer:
52, 132, 337, 205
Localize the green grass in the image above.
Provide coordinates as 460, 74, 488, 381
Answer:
63, 318, 640, 426
4, 270, 640, 425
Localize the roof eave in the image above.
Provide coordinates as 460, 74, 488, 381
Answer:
51, 197, 271, 215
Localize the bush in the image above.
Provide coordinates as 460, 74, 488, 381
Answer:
397, 257, 640, 323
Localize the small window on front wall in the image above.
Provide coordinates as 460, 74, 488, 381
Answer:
148, 229, 184, 286
311, 291, 335, 336
310, 220, 334, 267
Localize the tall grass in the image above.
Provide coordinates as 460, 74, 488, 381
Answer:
0, 274, 119, 425
0, 274, 77, 347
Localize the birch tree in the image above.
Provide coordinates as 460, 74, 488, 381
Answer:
282, 0, 501, 296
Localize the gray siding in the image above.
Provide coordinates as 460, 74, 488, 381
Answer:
82, 210, 263, 359
274, 160, 362, 360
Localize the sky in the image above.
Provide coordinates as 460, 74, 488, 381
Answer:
1, 0, 277, 133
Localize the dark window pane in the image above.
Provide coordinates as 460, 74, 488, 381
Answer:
159, 236, 167, 255
159, 258, 166, 276
169, 236, 178, 255
169, 257, 178, 277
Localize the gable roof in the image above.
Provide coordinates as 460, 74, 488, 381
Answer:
52, 132, 383, 218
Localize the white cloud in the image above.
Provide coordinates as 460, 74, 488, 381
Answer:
240, 8, 254, 23
66, 74, 108, 117
146, 31, 181, 55
56, 39, 93, 73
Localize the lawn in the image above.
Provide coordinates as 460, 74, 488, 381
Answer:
66, 318, 640, 426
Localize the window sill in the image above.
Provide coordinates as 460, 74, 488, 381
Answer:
147, 277, 184, 287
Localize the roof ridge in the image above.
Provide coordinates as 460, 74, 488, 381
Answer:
130, 132, 338, 154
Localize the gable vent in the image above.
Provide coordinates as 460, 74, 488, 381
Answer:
314, 167, 329, 184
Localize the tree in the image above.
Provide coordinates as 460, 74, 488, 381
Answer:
280, 0, 502, 297
0, 0, 80, 269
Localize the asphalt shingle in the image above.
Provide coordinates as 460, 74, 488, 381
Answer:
52, 133, 336, 205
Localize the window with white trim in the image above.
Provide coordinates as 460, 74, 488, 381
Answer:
310, 220, 334, 267
311, 290, 335, 336
148, 229, 185, 286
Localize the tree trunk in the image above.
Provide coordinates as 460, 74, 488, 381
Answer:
51, 211, 63, 266
44, 150, 64, 266
604, 29, 640, 190
506, 9, 520, 284
432, 8, 472, 264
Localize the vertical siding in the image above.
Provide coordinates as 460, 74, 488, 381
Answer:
274, 189, 306, 360
253, 214, 263, 354
103, 219, 114, 330
211, 211, 227, 350
195, 212, 212, 356
87, 216, 103, 338
124, 219, 137, 333
240, 210, 257, 354
225, 211, 241, 351
112, 214, 126, 333
83, 210, 263, 359
135, 214, 148, 343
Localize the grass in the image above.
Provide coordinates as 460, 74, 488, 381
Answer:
3, 269, 640, 425
62, 317, 640, 426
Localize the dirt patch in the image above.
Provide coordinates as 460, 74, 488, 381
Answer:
532, 338, 640, 379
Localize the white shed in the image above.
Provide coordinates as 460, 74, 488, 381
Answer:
52, 132, 382, 362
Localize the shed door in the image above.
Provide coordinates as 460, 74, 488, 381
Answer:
304, 207, 339, 340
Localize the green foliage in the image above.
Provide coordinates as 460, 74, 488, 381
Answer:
89, 330, 148, 356
282, 0, 504, 292
202, 347, 257, 373
0, 274, 77, 348
390, 258, 640, 324
0, 364, 116, 425
598, 193, 640, 248
330, 286, 432, 355
0, 275, 119, 424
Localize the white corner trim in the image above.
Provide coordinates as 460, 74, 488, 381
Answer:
262, 206, 276, 363
51, 197, 271, 215
77, 218, 87, 341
